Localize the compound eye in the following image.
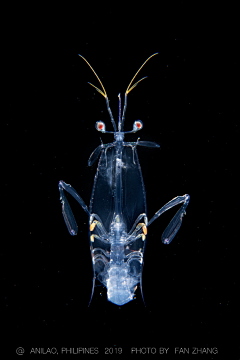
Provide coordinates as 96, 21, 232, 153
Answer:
133, 120, 143, 132
95, 121, 106, 132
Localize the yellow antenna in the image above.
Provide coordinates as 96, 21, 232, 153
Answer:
126, 53, 158, 95
78, 54, 107, 98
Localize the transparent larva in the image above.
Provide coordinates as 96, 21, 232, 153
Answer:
58, 53, 190, 306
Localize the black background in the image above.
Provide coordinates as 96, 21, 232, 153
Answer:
2, 3, 239, 358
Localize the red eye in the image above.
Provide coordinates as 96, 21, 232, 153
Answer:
95, 121, 106, 132
133, 120, 143, 132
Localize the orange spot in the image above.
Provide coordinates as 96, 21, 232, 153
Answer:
90, 222, 96, 231
142, 225, 147, 235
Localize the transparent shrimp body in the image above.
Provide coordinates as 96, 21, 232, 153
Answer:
89, 138, 148, 305
58, 54, 190, 306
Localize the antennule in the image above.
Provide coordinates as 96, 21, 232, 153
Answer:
78, 54, 107, 98
121, 53, 158, 131
126, 53, 158, 95
79, 54, 117, 132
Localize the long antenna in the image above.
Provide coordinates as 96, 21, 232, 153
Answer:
78, 54, 117, 132
121, 53, 158, 131
78, 54, 107, 98
126, 53, 158, 95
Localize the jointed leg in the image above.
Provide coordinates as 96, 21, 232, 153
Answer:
126, 214, 148, 243
58, 180, 90, 235
148, 194, 190, 244
89, 213, 109, 242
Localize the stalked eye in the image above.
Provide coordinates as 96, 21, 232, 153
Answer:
95, 121, 106, 132
133, 120, 143, 132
